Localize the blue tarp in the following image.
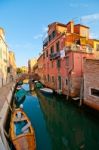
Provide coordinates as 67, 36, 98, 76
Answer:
15, 89, 27, 102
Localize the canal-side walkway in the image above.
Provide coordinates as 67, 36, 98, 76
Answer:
0, 82, 15, 111
0, 82, 16, 150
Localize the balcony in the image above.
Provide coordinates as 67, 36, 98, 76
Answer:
64, 44, 93, 53
43, 37, 49, 47
49, 52, 60, 60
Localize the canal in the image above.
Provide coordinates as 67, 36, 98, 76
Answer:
15, 83, 99, 150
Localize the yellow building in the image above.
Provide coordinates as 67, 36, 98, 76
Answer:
28, 58, 37, 74
88, 39, 99, 59
0, 28, 9, 86
9, 51, 16, 81
21, 66, 28, 73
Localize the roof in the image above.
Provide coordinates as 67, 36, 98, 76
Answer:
0, 27, 5, 34
75, 24, 89, 29
85, 58, 99, 61
48, 22, 66, 28
92, 39, 99, 42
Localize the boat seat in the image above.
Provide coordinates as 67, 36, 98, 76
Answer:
14, 117, 26, 122
17, 111, 22, 119
21, 122, 31, 133
14, 111, 26, 122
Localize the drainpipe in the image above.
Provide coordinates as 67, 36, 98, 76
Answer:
67, 52, 74, 99
79, 54, 84, 106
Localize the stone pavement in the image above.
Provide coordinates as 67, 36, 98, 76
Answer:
0, 82, 15, 112
0, 82, 16, 150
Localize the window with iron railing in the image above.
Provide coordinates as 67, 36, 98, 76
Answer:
52, 31, 56, 38
56, 41, 60, 52
50, 46, 54, 54
56, 59, 61, 68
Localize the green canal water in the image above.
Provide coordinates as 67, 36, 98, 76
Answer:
16, 83, 99, 150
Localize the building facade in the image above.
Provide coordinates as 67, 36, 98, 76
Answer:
41, 21, 95, 97
9, 51, 16, 81
37, 54, 44, 83
0, 28, 9, 87
83, 59, 99, 110
28, 58, 37, 74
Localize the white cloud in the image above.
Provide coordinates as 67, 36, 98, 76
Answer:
81, 13, 99, 23
70, 3, 88, 8
33, 34, 43, 39
9, 42, 35, 51
42, 26, 48, 32
33, 26, 48, 40
89, 31, 99, 39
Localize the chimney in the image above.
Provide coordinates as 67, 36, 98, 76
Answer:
67, 20, 74, 33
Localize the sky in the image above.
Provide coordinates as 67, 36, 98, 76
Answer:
0, 0, 99, 67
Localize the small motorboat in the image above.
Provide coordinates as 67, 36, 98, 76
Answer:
15, 89, 27, 103
16, 85, 22, 91
40, 88, 53, 94
17, 81, 23, 86
34, 82, 43, 89
10, 108, 36, 150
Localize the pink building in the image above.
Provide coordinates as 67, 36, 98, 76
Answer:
39, 21, 95, 97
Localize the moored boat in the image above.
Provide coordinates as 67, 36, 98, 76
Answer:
23, 79, 29, 84
10, 108, 36, 150
40, 87, 53, 94
15, 88, 27, 103
16, 85, 22, 91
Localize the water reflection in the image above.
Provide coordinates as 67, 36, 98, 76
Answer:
16, 83, 99, 150
36, 91, 99, 150
17, 84, 52, 150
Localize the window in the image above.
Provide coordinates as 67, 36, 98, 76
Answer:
52, 76, 54, 82
57, 59, 61, 68
96, 44, 99, 51
66, 79, 68, 85
91, 88, 99, 97
52, 31, 56, 38
49, 35, 51, 42
51, 61, 54, 68
47, 74, 50, 82
50, 46, 54, 54
66, 56, 69, 66
44, 75, 46, 81
46, 50, 48, 57
56, 41, 60, 52
43, 52, 45, 59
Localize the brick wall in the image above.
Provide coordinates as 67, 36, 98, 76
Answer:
84, 59, 99, 110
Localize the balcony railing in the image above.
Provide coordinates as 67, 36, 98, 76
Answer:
64, 44, 93, 53
43, 37, 49, 46
49, 52, 60, 60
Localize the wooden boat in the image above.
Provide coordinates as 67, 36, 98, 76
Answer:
40, 88, 53, 94
10, 108, 36, 150
23, 79, 29, 84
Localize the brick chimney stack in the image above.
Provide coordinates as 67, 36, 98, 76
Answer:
67, 20, 74, 33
